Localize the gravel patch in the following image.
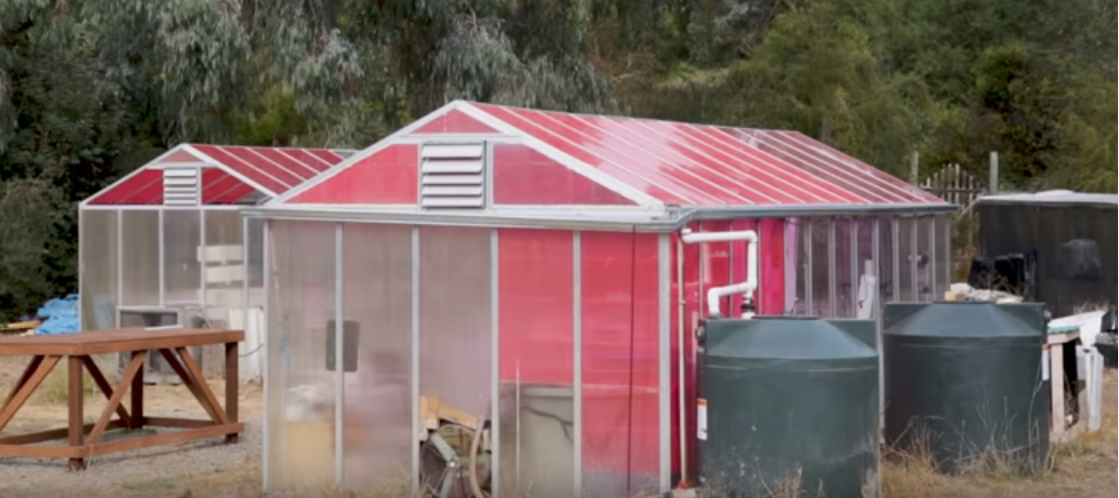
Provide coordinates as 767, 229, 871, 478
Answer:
0, 417, 263, 498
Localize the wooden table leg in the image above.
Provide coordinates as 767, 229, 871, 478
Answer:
225, 342, 239, 443
131, 350, 145, 429
68, 356, 85, 471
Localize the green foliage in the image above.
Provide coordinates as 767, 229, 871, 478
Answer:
0, 0, 1115, 320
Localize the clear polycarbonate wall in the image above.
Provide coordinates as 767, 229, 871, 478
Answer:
787, 213, 952, 317
263, 220, 670, 497
77, 206, 265, 378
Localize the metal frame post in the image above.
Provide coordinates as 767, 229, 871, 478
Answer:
334, 223, 345, 484
261, 219, 272, 491
827, 218, 837, 317
410, 226, 421, 491
489, 228, 501, 497
657, 233, 672, 493
572, 231, 583, 497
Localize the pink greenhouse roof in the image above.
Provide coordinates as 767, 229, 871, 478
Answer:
85, 144, 353, 206
469, 103, 945, 207
272, 100, 950, 212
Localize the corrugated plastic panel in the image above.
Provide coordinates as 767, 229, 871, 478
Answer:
85, 145, 350, 206
87, 169, 164, 205
470, 103, 944, 207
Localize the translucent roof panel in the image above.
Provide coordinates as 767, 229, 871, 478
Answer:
85, 144, 354, 206
472, 103, 944, 207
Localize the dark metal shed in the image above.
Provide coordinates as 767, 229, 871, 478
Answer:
977, 190, 1118, 316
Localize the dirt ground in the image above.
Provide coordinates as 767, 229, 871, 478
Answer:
0, 355, 1115, 498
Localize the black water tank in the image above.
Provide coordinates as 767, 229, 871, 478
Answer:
883, 302, 1049, 474
697, 317, 880, 498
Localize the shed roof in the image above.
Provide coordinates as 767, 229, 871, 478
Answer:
979, 190, 1118, 207
83, 143, 355, 206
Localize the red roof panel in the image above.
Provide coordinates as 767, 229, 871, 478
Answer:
470, 102, 945, 207
412, 109, 498, 134
87, 169, 163, 205
85, 145, 351, 206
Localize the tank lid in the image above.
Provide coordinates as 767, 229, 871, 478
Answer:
883, 302, 1046, 338
705, 318, 876, 360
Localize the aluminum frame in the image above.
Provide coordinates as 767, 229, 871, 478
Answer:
489, 228, 501, 497
657, 233, 672, 493
334, 223, 345, 483
572, 231, 583, 496
410, 226, 421, 491
261, 219, 272, 491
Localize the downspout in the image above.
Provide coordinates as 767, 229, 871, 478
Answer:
676, 227, 761, 488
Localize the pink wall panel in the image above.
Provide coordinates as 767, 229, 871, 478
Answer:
157, 149, 203, 163
580, 231, 661, 489
492, 144, 636, 205
290, 144, 419, 204
412, 109, 498, 134
497, 229, 574, 385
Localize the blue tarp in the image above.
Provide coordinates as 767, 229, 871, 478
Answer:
36, 294, 81, 335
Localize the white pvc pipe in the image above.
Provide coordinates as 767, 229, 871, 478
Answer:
677, 227, 761, 488
680, 228, 760, 318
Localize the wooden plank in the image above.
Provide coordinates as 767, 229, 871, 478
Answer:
157, 349, 227, 424
225, 342, 239, 443
0, 420, 126, 445
175, 346, 230, 425
68, 356, 85, 471
2, 355, 43, 408
0, 443, 81, 459
81, 356, 132, 427
0, 329, 244, 356
88, 352, 147, 445
0, 355, 60, 432
86, 422, 244, 457
130, 350, 145, 429
144, 417, 215, 429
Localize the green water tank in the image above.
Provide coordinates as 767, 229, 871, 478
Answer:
883, 302, 1049, 475
697, 317, 880, 498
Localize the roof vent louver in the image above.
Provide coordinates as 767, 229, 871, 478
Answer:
420, 143, 486, 209
163, 166, 200, 206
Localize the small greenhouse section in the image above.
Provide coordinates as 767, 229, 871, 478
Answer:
78, 143, 353, 380
250, 101, 956, 496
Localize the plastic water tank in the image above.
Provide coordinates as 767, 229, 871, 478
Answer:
697, 317, 880, 498
883, 302, 1049, 474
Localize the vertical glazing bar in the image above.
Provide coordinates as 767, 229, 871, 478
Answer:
805, 220, 814, 314
697, 222, 706, 317
891, 218, 900, 302
872, 219, 884, 412
489, 228, 501, 498
911, 217, 919, 300
410, 226, 421, 491
657, 233, 672, 493
851, 218, 859, 314
828, 219, 837, 318
675, 236, 687, 482
242, 216, 250, 321
929, 216, 938, 299
572, 232, 583, 497
945, 216, 953, 290
261, 219, 271, 491
116, 210, 124, 328
334, 224, 344, 484
158, 209, 165, 307
200, 210, 208, 312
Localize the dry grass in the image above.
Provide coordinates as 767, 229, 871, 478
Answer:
35, 355, 119, 405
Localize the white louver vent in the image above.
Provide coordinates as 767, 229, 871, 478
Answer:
163, 167, 200, 206
420, 143, 486, 209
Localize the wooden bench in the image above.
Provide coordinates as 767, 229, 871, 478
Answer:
0, 328, 244, 470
